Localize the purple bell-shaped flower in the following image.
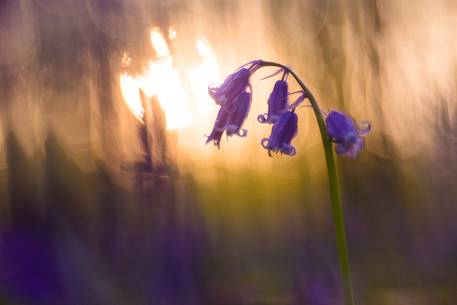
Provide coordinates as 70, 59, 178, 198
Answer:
325, 110, 371, 158
258, 80, 288, 124
261, 111, 298, 156
206, 91, 252, 147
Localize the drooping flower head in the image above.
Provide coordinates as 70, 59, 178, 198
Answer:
258, 80, 288, 124
261, 111, 298, 156
206, 62, 259, 147
325, 110, 371, 158
206, 91, 252, 147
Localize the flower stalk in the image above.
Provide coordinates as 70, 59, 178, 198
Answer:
206, 59, 368, 305
259, 61, 354, 305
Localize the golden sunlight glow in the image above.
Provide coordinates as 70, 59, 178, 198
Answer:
119, 28, 220, 130
187, 37, 221, 115
168, 27, 177, 40
150, 27, 171, 58
119, 73, 144, 123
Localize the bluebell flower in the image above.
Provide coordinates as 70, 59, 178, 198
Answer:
261, 111, 298, 156
206, 91, 252, 147
258, 80, 288, 124
208, 68, 251, 106
325, 110, 371, 158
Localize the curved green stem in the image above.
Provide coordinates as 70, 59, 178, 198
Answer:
257, 61, 355, 305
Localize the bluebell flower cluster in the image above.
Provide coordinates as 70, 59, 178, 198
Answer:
206, 61, 370, 158
206, 64, 256, 147
206, 60, 369, 305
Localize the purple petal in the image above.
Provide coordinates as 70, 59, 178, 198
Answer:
281, 143, 296, 156
226, 92, 251, 137
205, 105, 232, 147
347, 137, 364, 158
335, 138, 364, 158
262, 111, 298, 156
205, 129, 224, 147
208, 68, 250, 105
264, 80, 288, 123
335, 143, 351, 156
325, 111, 358, 143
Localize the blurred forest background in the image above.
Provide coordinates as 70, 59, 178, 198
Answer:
0, 0, 456, 304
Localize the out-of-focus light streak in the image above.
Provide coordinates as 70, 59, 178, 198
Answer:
119, 27, 220, 130
187, 37, 221, 115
